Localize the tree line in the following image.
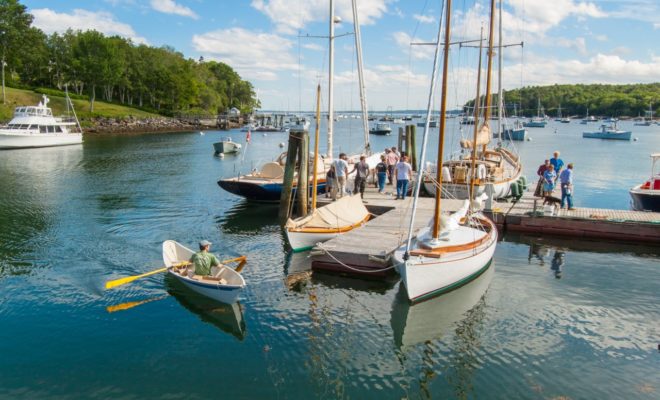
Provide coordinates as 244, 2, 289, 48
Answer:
465, 83, 660, 118
0, 0, 259, 115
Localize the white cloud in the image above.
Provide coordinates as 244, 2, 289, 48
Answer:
554, 37, 588, 56
30, 8, 148, 44
302, 43, 325, 51
150, 0, 198, 19
192, 28, 298, 81
504, 54, 660, 88
392, 31, 438, 60
654, 23, 660, 30
251, 0, 390, 34
413, 14, 434, 24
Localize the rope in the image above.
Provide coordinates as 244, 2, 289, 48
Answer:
314, 243, 395, 273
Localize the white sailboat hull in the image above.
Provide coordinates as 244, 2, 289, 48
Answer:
0, 132, 82, 149
286, 230, 339, 252
393, 218, 498, 303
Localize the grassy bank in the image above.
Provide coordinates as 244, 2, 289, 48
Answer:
0, 87, 160, 126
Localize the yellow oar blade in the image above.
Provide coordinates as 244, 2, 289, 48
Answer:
105, 267, 168, 290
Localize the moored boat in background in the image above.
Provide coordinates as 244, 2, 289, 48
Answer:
0, 94, 83, 149
629, 153, 660, 212
582, 122, 631, 140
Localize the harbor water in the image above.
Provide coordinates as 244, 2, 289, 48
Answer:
0, 119, 659, 399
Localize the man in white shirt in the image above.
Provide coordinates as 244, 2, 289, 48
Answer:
395, 155, 412, 200
331, 153, 349, 200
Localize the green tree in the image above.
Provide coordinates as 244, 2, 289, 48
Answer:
0, 0, 33, 102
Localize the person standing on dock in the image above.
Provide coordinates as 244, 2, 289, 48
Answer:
395, 155, 412, 200
352, 155, 369, 199
560, 163, 575, 210
534, 159, 551, 197
332, 153, 349, 200
386, 148, 399, 185
375, 155, 388, 193
550, 151, 564, 182
543, 164, 557, 196
325, 164, 335, 198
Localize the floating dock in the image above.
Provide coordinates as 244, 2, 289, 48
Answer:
310, 185, 660, 275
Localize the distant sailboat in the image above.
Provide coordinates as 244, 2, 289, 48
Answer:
523, 98, 548, 127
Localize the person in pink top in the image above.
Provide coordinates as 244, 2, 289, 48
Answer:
385, 148, 399, 185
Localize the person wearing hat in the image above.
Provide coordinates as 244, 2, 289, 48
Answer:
189, 240, 221, 276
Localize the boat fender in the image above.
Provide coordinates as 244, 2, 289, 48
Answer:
510, 181, 521, 197
519, 176, 528, 190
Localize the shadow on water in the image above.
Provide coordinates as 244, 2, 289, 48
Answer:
216, 200, 279, 233
164, 274, 246, 341
311, 271, 398, 294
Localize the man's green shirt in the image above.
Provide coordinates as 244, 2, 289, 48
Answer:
189, 251, 220, 276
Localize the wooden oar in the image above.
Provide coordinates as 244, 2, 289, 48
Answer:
105, 261, 190, 290
104, 256, 247, 290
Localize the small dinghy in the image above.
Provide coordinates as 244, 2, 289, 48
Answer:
162, 240, 246, 304
213, 138, 242, 154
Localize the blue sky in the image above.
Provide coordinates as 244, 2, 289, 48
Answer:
22, 0, 660, 111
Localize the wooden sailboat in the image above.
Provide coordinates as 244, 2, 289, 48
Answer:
285, 85, 370, 252
394, 0, 498, 303
423, 1, 523, 200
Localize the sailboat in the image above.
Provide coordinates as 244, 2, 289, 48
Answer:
423, 2, 524, 200
285, 0, 373, 252
394, 0, 498, 303
634, 103, 653, 126
523, 98, 548, 127
285, 86, 370, 252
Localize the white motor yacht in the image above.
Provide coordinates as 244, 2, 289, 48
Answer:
0, 95, 82, 149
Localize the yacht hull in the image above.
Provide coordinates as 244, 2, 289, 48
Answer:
0, 133, 82, 149
629, 186, 660, 212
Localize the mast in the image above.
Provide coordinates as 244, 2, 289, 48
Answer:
311, 84, 322, 211
481, 0, 496, 153
469, 29, 484, 205
497, 0, 503, 142
327, 0, 335, 159
351, 0, 370, 154
403, 0, 447, 256
431, 0, 453, 240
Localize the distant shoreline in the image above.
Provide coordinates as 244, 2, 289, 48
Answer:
83, 117, 240, 135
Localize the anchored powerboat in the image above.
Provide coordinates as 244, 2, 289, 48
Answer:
629, 153, 660, 212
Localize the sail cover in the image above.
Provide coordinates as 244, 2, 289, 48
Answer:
460, 124, 491, 149
286, 194, 369, 230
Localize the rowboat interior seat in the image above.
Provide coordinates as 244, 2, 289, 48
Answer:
193, 275, 228, 285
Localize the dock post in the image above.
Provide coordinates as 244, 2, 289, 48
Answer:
409, 124, 417, 171
279, 131, 301, 225
296, 130, 309, 217
485, 183, 494, 211
398, 127, 404, 153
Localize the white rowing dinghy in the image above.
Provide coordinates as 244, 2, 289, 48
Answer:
162, 240, 246, 304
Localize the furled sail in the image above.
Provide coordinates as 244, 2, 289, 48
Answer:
460, 124, 491, 149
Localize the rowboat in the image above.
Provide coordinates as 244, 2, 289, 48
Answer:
162, 240, 246, 304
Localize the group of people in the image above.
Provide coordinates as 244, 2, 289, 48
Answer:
324, 146, 413, 200
536, 150, 576, 210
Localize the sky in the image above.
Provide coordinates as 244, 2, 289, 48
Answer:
21, 0, 660, 111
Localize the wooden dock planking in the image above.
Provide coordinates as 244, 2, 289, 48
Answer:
310, 186, 660, 274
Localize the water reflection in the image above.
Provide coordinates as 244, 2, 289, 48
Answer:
165, 275, 246, 340
216, 200, 279, 233
0, 146, 83, 278
390, 266, 494, 350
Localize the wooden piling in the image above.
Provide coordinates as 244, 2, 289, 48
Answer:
398, 127, 404, 153
279, 131, 300, 224
404, 125, 412, 159
409, 124, 417, 171
296, 131, 309, 216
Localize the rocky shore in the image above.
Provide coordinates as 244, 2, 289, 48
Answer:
84, 116, 241, 134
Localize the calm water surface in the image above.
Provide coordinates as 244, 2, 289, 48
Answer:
0, 120, 658, 399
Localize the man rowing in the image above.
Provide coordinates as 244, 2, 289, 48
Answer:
189, 239, 220, 276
